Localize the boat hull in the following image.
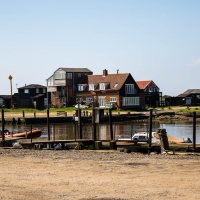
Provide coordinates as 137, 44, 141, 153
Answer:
0, 129, 42, 139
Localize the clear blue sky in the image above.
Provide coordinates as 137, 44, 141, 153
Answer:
1, 0, 200, 96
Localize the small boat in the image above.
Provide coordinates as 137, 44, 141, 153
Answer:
118, 132, 160, 144
0, 129, 42, 139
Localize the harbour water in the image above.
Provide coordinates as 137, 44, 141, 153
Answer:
2, 121, 200, 143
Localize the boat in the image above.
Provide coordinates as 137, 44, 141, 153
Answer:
118, 132, 159, 144
0, 129, 42, 139
118, 131, 192, 144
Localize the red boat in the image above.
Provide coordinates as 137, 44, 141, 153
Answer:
0, 129, 42, 139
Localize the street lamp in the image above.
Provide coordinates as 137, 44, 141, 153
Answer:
8, 75, 13, 108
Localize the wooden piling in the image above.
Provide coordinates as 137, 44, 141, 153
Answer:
47, 109, 50, 148
1, 109, 5, 146
92, 108, 96, 141
109, 109, 113, 140
148, 109, 153, 154
193, 112, 196, 150
78, 109, 82, 139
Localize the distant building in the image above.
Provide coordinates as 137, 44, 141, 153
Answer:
46, 68, 93, 108
136, 80, 162, 107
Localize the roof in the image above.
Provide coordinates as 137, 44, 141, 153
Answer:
13, 93, 32, 99
177, 89, 200, 97
136, 80, 159, 90
0, 95, 11, 99
80, 73, 131, 91
59, 68, 93, 73
18, 84, 46, 89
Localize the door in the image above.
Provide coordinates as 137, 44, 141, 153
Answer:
99, 97, 106, 107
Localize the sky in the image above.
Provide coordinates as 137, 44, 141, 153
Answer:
1, 0, 200, 96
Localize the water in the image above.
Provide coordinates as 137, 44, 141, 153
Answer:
2, 121, 200, 143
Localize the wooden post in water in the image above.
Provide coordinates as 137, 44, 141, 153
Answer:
1, 109, 5, 147
22, 110, 25, 118
30, 124, 32, 144
193, 112, 196, 150
78, 108, 82, 139
92, 108, 96, 141
53, 124, 55, 141
47, 109, 50, 148
148, 109, 153, 154
109, 109, 113, 140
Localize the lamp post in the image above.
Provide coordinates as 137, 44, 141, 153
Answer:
8, 75, 13, 108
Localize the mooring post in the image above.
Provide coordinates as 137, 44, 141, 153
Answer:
78, 108, 82, 139
53, 124, 55, 141
1, 109, 5, 147
34, 112, 36, 118
92, 108, 96, 141
30, 124, 32, 144
109, 109, 113, 140
22, 110, 25, 118
47, 109, 50, 148
193, 111, 196, 150
148, 109, 153, 154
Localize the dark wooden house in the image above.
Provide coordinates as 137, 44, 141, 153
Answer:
0, 95, 11, 108
165, 89, 200, 106
18, 84, 47, 108
13, 93, 33, 108
46, 68, 93, 108
136, 80, 162, 107
75, 69, 145, 110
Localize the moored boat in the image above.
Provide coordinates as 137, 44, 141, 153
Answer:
0, 129, 42, 139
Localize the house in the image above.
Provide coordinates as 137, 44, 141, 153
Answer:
75, 69, 145, 110
18, 84, 47, 108
165, 89, 200, 106
13, 93, 33, 108
46, 68, 93, 107
136, 80, 162, 107
0, 95, 11, 108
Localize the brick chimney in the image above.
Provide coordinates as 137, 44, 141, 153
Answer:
103, 69, 108, 76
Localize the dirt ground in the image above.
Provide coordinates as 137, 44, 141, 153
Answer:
1, 149, 200, 200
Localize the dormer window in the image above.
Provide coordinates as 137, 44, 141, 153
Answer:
113, 83, 118, 88
89, 84, 94, 91
100, 83, 105, 90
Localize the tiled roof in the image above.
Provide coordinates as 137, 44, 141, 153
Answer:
80, 73, 130, 91
136, 80, 152, 89
18, 84, 46, 89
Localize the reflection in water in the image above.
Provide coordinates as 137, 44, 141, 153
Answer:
1, 121, 200, 143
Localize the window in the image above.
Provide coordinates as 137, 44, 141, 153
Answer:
36, 88, 39, 93
76, 97, 83, 103
66, 73, 72, 79
78, 73, 81, 77
110, 97, 117, 102
122, 97, 139, 106
78, 84, 86, 91
55, 73, 65, 79
86, 97, 93, 102
43, 88, 46, 93
113, 83, 118, 88
24, 89, 29, 93
47, 76, 54, 86
89, 84, 94, 91
125, 84, 134, 94
100, 83, 105, 90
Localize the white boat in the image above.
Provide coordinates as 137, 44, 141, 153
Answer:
118, 132, 160, 144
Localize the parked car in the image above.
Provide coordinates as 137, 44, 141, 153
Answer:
74, 104, 89, 109
132, 133, 149, 144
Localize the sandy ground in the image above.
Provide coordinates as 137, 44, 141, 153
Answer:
1, 149, 200, 200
